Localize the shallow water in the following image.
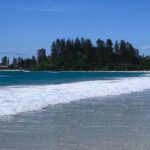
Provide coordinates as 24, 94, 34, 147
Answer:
0, 71, 145, 86
0, 71, 150, 150
0, 91, 150, 150
0, 71, 150, 116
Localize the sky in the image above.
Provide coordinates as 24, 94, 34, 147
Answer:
0, 0, 150, 59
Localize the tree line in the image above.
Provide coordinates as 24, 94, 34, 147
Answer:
1, 37, 150, 70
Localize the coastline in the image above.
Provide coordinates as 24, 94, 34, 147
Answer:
0, 69, 150, 73
0, 69, 22, 72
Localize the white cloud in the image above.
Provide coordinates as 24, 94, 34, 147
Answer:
24, 7, 63, 13
0, 0, 90, 13
23, 4, 89, 13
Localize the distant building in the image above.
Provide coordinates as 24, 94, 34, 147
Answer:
37, 48, 46, 60
134, 49, 139, 57
1, 56, 9, 66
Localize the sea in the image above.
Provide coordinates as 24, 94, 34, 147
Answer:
0, 71, 150, 150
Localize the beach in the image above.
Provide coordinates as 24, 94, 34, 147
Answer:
1, 90, 150, 150
0, 71, 150, 150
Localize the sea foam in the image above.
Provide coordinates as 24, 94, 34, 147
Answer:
0, 76, 150, 116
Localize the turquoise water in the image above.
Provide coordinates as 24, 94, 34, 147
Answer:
0, 71, 145, 86
0, 71, 150, 150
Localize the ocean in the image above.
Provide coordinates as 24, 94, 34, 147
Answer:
0, 71, 150, 150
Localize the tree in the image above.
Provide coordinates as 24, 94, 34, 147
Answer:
119, 40, 127, 62
104, 39, 113, 63
96, 39, 105, 65
6, 37, 142, 71
114, 41, 119, 54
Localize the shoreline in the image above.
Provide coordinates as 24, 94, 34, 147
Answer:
0, 69, 150, 73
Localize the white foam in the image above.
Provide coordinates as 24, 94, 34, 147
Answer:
0, 76, 150, 116
0, 75, 13, 78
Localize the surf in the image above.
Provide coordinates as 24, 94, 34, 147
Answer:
0, 76, 150, 116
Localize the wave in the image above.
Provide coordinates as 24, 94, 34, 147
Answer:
0, 76, 150, 116
0, 75, 14, 78
142, 73, 150, 77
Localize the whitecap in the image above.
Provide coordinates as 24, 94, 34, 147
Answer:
0, 76, 150, 116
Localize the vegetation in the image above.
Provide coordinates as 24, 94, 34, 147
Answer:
1, 37, 150, 71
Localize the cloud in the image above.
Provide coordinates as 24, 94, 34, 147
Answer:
0, 0, 90, 13
0, 1, 64, 13
24, 7, 63, 13
23, 4, 89, 13
140, 46, 150, 50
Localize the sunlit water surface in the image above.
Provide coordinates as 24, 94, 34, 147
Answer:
0, 71, 150, 150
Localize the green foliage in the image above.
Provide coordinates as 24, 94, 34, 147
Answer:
6, 37, 150, 71
49, 38, 140, 70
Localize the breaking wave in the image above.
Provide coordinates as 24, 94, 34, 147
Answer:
0, 76, 150, 116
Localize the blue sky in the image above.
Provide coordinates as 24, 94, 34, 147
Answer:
0, 0, 150, 58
